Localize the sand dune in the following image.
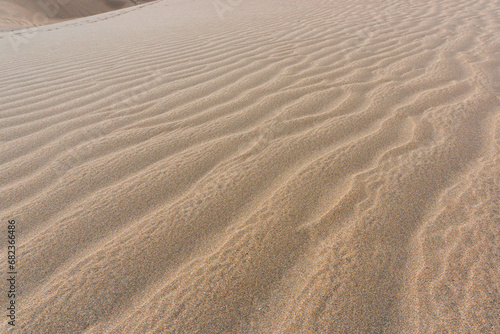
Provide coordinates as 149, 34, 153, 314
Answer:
0, 0, 135, 30
1, 0, 499, 332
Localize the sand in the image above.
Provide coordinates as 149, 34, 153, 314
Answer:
0, 0, 134, 31
0, 0, 499, 332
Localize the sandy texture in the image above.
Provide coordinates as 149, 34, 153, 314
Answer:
1, 0, 499, 333
0, 0, 134, 30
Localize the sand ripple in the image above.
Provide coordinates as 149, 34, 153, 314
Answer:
0, 0, 499, 332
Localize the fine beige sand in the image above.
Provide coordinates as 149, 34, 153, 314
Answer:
0, 0, 134, 30
1, 0, 499, 333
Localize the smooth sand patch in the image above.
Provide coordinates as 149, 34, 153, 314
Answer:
0, 0, 135, 30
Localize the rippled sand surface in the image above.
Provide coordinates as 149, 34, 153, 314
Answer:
1, 0, 499, 332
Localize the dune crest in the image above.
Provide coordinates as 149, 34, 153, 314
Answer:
0, 0, 499, 333
0, 0, 136, 30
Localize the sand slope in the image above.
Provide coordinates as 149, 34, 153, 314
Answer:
0, 0, 499, 333
0, 0, 134, 30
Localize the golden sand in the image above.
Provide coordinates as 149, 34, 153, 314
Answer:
1, 0, 499, 332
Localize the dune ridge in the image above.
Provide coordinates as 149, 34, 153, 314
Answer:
1, 0, 499, 333
0, 0, 137, 30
